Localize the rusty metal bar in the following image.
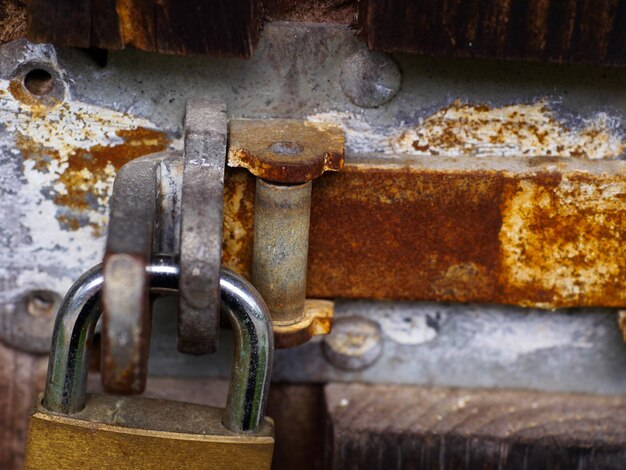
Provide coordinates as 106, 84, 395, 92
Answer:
223, 154, 626, 309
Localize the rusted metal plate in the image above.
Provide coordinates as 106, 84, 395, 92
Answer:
358, 0, 626, 66
324, 383, 626, 469
222, 155, 626, 309
2, 33, 626, 314
228, 119, 344, 184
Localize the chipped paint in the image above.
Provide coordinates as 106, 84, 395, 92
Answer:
392, 101, 626, 159
0, 78, 169, 233
377, 305, 446, 345
310, 100, 626, 159
0, 72, 171, 305
500, 175, 626, 308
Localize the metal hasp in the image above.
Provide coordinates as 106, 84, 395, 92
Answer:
228, 119, 344, 348
42, 255, 273, 433
101, 154, 163, 395
178, 99, 227, 355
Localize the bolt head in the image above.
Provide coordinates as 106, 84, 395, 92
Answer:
339, 50, 401, 108
323, 315, 383, 370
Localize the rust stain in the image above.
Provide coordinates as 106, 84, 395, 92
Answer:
116, 0, 154, 50
222, 168, 256, 278
301, 162, 626, 308
273, 299, 334, 349
306, 166, 505, 303
392, 101, 626, 160
9, 79, 40, 108
17, 127, 169, 234
221, 161, 626, 308
228, 119, 344, 183
500, 174, 626, 308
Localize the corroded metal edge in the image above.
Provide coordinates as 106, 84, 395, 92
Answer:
228, 119, 345, 184
273, 299, 334, 349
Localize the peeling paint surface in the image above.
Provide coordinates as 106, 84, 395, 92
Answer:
500, 176, 626, 308
310, 101, 626, 160
0, 72, 170, 304
392, 101, 625, 159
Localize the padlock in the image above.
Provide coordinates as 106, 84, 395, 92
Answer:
24, 255, 275, 469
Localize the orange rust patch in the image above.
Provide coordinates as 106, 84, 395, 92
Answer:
307, 166, 505, 302
500, 174, 626, 308
9, 78, 47, 110
17, 127, 169, 233
228, 119, 344, 183
222, 168, 256, 278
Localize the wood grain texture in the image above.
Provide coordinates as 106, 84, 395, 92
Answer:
0, 0, 26, 45
0, 341, 47, 470
267, 384, 324, 470
358, 0, 626, 66
264, 0, 357, 24
324, 383, 626, 469
26, 0, 262, 57
28, 0, 91, 48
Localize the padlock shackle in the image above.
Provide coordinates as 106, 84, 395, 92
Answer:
42, 255, 274, 433
42, 255, 180, 415
220, 268, 274, 432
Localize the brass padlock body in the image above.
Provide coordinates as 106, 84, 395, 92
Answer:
24, 394, 274, 469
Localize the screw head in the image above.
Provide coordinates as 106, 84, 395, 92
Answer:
25, 290, 59, 317
323, 315, 383, 370
339, 50, 401, 108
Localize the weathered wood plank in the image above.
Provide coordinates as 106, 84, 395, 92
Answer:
155, 0, 262, 57
91, 0, 123, 49
358, 0, 626, 66
324, 383, 626, 469
28, 0, 91, 48
0, 341, 47, 470
0, 0, 26, 45
26, 0, 262, 57
264, 0, 357, 24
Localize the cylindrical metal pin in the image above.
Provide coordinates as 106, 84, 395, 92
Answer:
252, 179, 312, 325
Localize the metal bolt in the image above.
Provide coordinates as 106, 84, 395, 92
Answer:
26, 290, 58, 317
323, 315, 383, 370
252, 179, 312, 324
339, 49, 401, 108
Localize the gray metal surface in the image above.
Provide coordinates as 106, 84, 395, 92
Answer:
149, 300, 626, 395
102, 154, 161, 394
44, 256, 273, 432
178, 99, 227, 356
252, 179, 311, 324
339, 50, 401, 108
